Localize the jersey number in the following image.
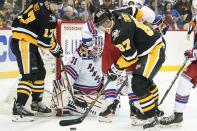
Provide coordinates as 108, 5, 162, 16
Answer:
18, 5, 36, 24
115, 38, 131, 52
43, 29, 55, 38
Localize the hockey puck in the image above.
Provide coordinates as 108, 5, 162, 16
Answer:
70, 127, 76, 130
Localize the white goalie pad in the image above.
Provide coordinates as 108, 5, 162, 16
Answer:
52, 79, 107, 116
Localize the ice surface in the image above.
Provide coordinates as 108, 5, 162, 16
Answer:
1, 72, 197, 131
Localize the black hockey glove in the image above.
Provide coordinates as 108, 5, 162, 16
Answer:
50, 44, 63, 58
107, 63, 123, 81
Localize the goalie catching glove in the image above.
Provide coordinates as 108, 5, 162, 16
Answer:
107, 63, 124, 81
184, 49, 197, 62
50, 42, 63, 58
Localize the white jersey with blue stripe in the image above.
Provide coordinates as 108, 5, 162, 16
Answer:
62, 51, 103, 93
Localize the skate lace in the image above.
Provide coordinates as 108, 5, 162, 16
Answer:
18, 106, 32, 115
162, 114, 175, 123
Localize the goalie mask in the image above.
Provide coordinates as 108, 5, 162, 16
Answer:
192, 0, 197, 15
78, 35, 104, 60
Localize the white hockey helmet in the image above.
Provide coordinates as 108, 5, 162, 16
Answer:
192, 0, 197, 15
79, 21, 104, 60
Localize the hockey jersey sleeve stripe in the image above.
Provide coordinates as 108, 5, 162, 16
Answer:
12, 27, 38, 38
12, 32, 38, 46
38, 40, 52, 48
87, 20, 96, 35
116, 55, 138, 69
64, 66, 78, 80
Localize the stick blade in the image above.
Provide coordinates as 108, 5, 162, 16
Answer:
59, 118, 82, 126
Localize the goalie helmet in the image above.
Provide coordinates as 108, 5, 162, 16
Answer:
192, 0, 197, 15
93, 8, 112, 28
78, 20, 104, 60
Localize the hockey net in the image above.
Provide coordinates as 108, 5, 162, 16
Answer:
0, 21, 85, 115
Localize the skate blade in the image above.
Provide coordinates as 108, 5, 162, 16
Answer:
98, 116, 112, 123
34, 112, 53, 117
160, 123, 182, 128
144, 125, 160, 131
12, 115, 34, 122
131, 118, 146, 126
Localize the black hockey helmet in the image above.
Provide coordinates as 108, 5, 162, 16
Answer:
93, 8, 112, 28
48, 0, 62, 5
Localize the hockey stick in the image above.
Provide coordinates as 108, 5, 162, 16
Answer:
60, 57, 88, 108
52, 34, 87, 108
159, 58, 188, 106
59, 77, 128, 126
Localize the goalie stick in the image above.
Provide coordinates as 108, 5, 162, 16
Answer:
159, 57, 188, 106
53, 34, 87, 108
59, 77, 128, 126
60, 57, 88, 108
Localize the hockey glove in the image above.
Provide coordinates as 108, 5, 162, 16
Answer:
152, 16, 169, 35
50, 43, 63, 58
184, 49, 197, 62
107, 63, 123, 81
152, 15, 163, 26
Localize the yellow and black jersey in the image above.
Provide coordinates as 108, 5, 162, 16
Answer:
111, 12, 162, 69
112, 5, 143, 22
12, 0, 57, 50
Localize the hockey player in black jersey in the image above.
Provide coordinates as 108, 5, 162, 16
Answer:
94, 8, 166, 130
11, 0, 63, 122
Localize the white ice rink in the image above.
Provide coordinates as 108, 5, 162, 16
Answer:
1, 72, 197, 131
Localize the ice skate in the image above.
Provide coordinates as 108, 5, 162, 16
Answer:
12, 100, 34, 122
31, 101, 52, 117
143, 116, 159, 131
160, 112, 183, 127
98, 99, 119, 123
129, 101, 147, 126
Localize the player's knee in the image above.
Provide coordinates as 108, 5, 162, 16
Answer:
131, 75, 149, 97
35, 67, 46, 80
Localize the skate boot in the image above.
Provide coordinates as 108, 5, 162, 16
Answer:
160, 112, 183, 127
143, 116, 159, 131
31, 101, 52, 116
155, 107, 164, 117
98, 99, 119, 123
12, 100, 34, 122
129, 101, 147, 126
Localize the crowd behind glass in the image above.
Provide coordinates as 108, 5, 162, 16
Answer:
0, 0, 193, 30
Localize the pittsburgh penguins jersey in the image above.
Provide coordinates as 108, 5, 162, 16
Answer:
111, 12, 162, 69
188, 15, 197, 34
112, 5, 143, 22
12, 0, 57, 50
